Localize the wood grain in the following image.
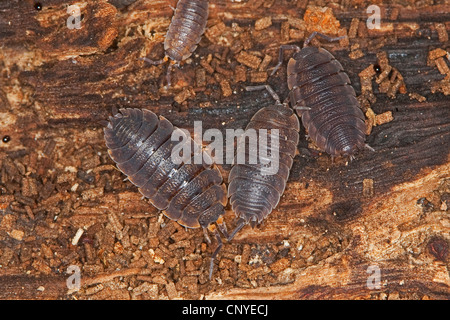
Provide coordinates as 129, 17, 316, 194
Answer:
0, 0, 449, 300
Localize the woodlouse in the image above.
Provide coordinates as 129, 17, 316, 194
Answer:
272, 32, 373, 159
142, 0, 209, 87
227, 86, 300, 239
103, 108, 227, 278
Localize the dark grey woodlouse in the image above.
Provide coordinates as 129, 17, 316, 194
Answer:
103, 108, 227, 278
142, 0, 209, 87
272, 32, 373, 159
227, 86, 300, 240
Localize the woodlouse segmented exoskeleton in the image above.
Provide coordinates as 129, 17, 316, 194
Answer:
142, 0, 209, 87
109, 0, 138, 10
272, 32, 374, 159
227, 86, 300, 239
103, 108, 228, 278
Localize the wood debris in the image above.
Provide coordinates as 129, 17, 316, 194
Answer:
428, 48, 450, 95
236, 51, 262, 69
374, 51, 407, 99
255, 16, 272, 31
303, 6, 340, 35
434, 23, 448, 42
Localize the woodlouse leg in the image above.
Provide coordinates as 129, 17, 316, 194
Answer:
303, 31, 346, 47
271, 44, 301, 76
208, 228, 223, 280
217, 219, 229, 240
245, 85, 281, 104
227, 217, 246, 242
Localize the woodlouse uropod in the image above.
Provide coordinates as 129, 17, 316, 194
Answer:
142, 0, 209, 87
227, 86, 300, 240
272, 32, 374, 159
103, 108, 228, 278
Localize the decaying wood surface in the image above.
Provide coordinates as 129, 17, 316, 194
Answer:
0, 0, 449, 300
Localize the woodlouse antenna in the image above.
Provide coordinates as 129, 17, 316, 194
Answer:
271, 44, 301, 76
303, 31, 346, 47
245, 85, 281, 104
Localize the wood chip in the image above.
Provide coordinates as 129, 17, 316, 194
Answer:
435, 23, 449, 42
376, 51, 389, 67
234, 65, 247, 83
338, 27, 349, 47
357, 20, 368, 38
174, 87, 194, 104
348, 18, 359, 38
289, 29, 305, 40
376, 65, 392, 84
219, 79, 233, 97
0, 214, 16, 232
363, 179, 374, 197
71, 228, 84, 246
349, 49, 364, 60
32, 258, 52, 274
204, 22, 226, 43
280, 21, 290, 42
270, 258, 290, 273
359, 65, 376, 88
365, 108, 377, 128
255, 16, 272, 31
258, 54, 272, 71
22, 177, 38, 197
236, 51, 262, 69
376, 111, 394, 125
9, 229, 24, 241
387, 77, 404, 98
200, 59, 214, 74
431, 79, 450, 95
428, 48, 448, 62
390, 7, 399, 20
195, 68, 206, 87
288, 17, 305, 30
132, 282, 157, 296
435, 57, 450, 76
240, 32, 253, 50
303, 6, 340, 35
249, 71, 268, 83
409, 92, 427, 102
165, 281, 178, 300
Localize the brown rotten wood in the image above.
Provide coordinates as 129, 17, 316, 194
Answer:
0, 0, 449, 300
